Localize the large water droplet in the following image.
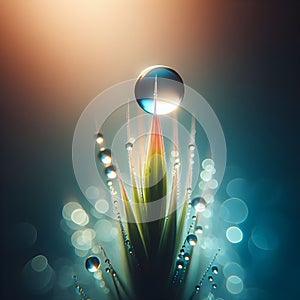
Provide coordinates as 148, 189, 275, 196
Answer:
212, 266, 219, 274
186, 234, 197, 246
85, 256, 101, 273
191, 197, 207, 212
135, 65, 184, 115
104, 165, 117, 179
99, 148, 112, 165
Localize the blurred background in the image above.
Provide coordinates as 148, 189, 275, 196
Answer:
1, 1, 299, 299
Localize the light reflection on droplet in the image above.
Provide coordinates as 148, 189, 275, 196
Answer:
195, 226, 203, 234
191, 197, 207, 212
187, 234, 197, 246
99, 148, 112, 165
85, 256, 101, 273
96, 133, 104, 145
125, 142, 133, 151
212, 266, 219, 274
135, 65, 184, 115
105, 165, 117, 179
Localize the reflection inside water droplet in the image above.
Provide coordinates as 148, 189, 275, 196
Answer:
85, 256, 101, 273
135, 65, 184, 115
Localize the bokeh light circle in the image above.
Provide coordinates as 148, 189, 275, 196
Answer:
226, 275, 244, 294
226, 226, 243, 243
31, 255, 48, 272
223, 261, 246, 280
95, 199, 109, 213
226, 178, 248, 198
251, 225, 279, 250
220, 198, 248, 224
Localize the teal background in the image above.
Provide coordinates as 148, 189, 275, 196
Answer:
1, 1, 299, 299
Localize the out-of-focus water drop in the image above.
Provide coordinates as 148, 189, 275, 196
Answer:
99, 148, 112, 165
184, 253, 190, 261
195, 225, 203, 234
125, 142, 133, 151
134, 65, 184, 115
189, 144, 195, 150
208, 275, 214, 282
104, 165, 117, 179
191, 197, 207, 212
85, 256, 101, 273
96, 133, 104, 145
187, 234, 197, 246
176, 259, 185, 269
212, 266, 219, 274
208, 292, 215, 300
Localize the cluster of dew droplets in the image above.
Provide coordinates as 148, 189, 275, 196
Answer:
172, 122, 201, 286
173, 213, 198, 285
102, 244, 131, 299
73, 274, 91, 300
84, 255, 110, 293
84, 244, 131, 299
96, 133, 137, 260
189, 249, 221, 300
